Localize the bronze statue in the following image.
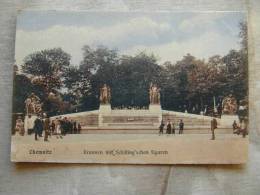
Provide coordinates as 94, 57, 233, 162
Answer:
99, 84, 111, 104
222, 94, 238, 115
149, 83, 160, 104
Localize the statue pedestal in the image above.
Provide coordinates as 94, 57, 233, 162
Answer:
99, 104, 112, 113
220, 114, 239, 128
99, 104, 111, 127
149, 104, 162, 125
149, 104, 162, 113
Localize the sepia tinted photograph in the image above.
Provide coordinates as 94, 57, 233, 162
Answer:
11, 11, 248, 163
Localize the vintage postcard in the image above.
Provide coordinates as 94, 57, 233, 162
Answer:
11, 11, 248, 163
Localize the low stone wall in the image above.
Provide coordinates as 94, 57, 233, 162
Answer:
48, 109, 234, 134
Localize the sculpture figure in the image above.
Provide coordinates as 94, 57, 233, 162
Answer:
149, 83, 160, 104
222, 94, 238, 115
99, 84, 111, 104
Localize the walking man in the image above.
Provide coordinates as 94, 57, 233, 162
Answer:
27, 115, 34, 135
179, 119, 184, 134
34, 115, 43, 141
211, 117, 218, 140
43, 113, 50, 142
73, 121, 78, 134
159, 120, 165, 135
172, 122, 175, 134
240, 120, 248, 138
166, 119, 172, 135
78, 123, 82, 134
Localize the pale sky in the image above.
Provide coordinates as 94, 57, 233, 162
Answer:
15, 11, 246, 66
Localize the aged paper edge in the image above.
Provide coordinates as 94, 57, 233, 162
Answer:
11, 135, 248, 164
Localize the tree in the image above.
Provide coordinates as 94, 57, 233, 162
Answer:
239, 21, 248, 54
63, 65, 91, 112
21, 48, 71, 115
13, 74, 34, 113
79, 45, 119, 110
112, 52, 161, 108
219, 49, 247, 101
22, 48, 71, 93
161, 54, 201, 111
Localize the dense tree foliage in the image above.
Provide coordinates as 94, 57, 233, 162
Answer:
16, 48, 72, 115
13, 22, 248, 116
111, 52, 162, 108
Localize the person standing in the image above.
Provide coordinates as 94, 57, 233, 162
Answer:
232, 120, 238, 133
60, 117, 66, 136
73, 121, 78, 134
34, 115, 43, 141
43, 114, 50, 142
15, 116, 25, 136
50, 120, 55, 137
39, 116, 43, 137
159, 120, 165, 135
210, 118, 218, 140
55, 118, 63, 139
63, 117, 70, 135
69, 119, 73, 134
172, 122, 175, 134
78, 123, 82, 134
166, 120, 172, 135
179, 119, 184, 134
27, 115, 34, 135
240, 120, 247, 138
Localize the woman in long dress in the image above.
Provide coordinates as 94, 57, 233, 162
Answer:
55, 118, 62, 139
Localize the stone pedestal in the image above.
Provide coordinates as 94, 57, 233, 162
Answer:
99, 104, 112, 113
220, 114, 239, 128
149, 104, 162, 113
99, 104, 111, 127
149, 104, 162, 125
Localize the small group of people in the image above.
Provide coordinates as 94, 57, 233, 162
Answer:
36, 115, 82, 141
159, 119, 184, 135
15, 114, 82, 141
232, 120, 248, 138
209, 117, 248, 140
50, 116, 82, 139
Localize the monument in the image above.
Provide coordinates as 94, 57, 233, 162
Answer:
220, 94, 239, 127
149, 83, 162, 113
99, 84, 112, 113
24, 93, 42, 132
98, 84, 111, 126
97, 83, 162, 128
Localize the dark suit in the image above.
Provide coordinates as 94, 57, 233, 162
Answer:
172, 123, 175, 134
211, 118, 217, 140
159, 123, 164, 134
78, 124, 82, 134
179, 121, 184, 134
43, 118, 50, 141
73, 122, 77, 134
34, 118, 43, 140
166, 123, 171, 134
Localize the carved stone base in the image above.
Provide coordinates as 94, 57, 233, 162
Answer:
99, 104, 112, 113
149, 104, 162, 124
149, 104, 162, 113
99, 104, 111, 127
